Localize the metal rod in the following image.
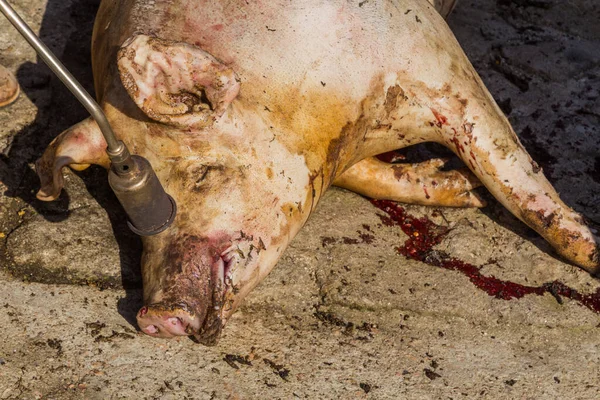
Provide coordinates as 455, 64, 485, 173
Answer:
0, 0, 121, 152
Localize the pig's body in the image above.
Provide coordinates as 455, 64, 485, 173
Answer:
36, 0, 598, 344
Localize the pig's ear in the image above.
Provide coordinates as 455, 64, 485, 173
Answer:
117, 34, 240, 130
36, 118, 109, 201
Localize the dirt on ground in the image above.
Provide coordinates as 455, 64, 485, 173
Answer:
0, 0, 599, 399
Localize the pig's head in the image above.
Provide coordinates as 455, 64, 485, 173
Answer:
133, 139, 313, 344
113, 35, 315, 344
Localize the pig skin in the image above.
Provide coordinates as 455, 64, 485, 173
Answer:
35, 0, 599, 344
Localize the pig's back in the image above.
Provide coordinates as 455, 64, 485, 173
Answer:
93, 0, 461, 106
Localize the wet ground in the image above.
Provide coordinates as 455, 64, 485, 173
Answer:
0, 0, 599, 398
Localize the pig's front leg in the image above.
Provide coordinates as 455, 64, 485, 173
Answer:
36, 117, 109, 201
334, 157, 485, 208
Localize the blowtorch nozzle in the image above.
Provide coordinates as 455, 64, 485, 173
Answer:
108, 144, 177, 236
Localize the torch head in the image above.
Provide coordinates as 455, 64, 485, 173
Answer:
107, 142, 176, 236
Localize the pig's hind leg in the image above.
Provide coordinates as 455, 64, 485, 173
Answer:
36, 117, 109, 201
428, 86, 598, 271
334, 156, 485, 208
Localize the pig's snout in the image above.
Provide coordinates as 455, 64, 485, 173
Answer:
136, 236, 233, 344
136, 304, 201, 338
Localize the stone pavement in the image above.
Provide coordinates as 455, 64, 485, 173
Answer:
0, 0, 599, 398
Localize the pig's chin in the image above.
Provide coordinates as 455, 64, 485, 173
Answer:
136, 252, 233, 346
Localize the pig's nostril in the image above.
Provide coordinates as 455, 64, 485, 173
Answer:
143, 324, 158, 334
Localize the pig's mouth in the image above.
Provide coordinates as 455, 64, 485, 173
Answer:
136, 249, 236, 345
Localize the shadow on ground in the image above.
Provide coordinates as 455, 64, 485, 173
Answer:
0, 0, 142, 326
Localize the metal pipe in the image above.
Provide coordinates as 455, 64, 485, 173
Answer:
0, 0, 120, 152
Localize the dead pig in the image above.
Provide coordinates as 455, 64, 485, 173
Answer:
35, 0, 599, 344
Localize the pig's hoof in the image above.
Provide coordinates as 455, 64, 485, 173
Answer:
334, 157, 486, 208
137, 304, 201, 338
0, 65, 19, 108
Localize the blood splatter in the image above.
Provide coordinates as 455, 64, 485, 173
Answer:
423, 187, 430, 200
430, 108, 448, 127
371, 199, 600, 312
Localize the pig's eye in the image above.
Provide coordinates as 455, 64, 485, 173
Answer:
194, 165, 210, 186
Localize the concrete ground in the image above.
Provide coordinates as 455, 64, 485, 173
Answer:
0, 0, 599, 398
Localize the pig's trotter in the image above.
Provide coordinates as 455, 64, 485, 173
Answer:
35, 117, 109, 201
0, 65, 19, 108
117, 34, 240, 129
334, 157, 485, 208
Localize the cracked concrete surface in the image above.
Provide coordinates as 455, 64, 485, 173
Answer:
0, 0, 599, 399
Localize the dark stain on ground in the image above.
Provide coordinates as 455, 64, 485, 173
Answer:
358, 232, 375, 244
359, 382, 372, 393
84, 321, 135, 342
490, 47, 530, 92
46, 338, 63, 356
371, 199, 600, 312
321, 231, 375, 247
424, 368, 441, 380
263, 358, 290, 381
497, 0, 552, 10
321, 237, 337, 247
0, 260, 129, 290
313, 307, 377, 339
223, 354, 252, 369
85, 321, 107, 336
94, 330, 135, 343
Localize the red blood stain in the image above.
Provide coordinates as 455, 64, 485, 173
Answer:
431, 109, 448, 127
450, 136, 465, 154
423, 187, 430, 200
371, 199, 600, 312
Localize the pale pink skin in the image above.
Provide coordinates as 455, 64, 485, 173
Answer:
35, 0, 598, 344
